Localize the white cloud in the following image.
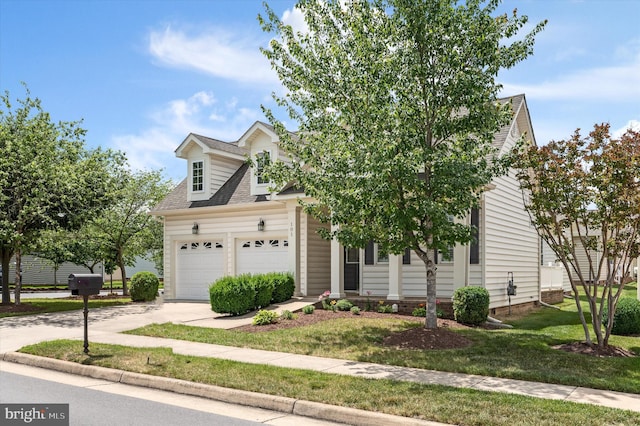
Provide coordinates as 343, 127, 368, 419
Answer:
503, 36, 640, 102
111, 92, 263, 180
281, 6, 308, 34
148, 25, 279, 85
502, 59, 640, 102
613, 120, 640, 138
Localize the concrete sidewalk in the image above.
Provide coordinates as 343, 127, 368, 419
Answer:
2, 298, 640, 424
61, 332, 640, 413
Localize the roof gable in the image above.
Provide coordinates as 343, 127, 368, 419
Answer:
493, 94, 535, 155
237, 121, 279, 148
175, 133, 247, 160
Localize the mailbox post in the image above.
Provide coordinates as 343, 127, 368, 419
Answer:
68, 274, 103, 354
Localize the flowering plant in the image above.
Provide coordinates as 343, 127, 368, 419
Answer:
319, 290, 336, 311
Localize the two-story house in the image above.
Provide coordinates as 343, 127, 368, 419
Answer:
151, 94, 544, 313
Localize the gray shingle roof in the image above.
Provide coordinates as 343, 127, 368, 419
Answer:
190, 133, 247, 156
153, 178, 188, 212
154, 100, 529, 214
152, 164, 268, 213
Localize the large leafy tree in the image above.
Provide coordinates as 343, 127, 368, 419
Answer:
32, 230, 73, 287
512, 124, 640, 350
91, 169, 172, 296
259, 0, 545, 327
0, 87, 125, 304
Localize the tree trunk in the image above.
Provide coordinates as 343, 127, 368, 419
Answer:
417, 249, 438, 329
1, 249, 12, 305
118, 251, 128, 296
571, 282, 592, 345
14, 249, 22, 305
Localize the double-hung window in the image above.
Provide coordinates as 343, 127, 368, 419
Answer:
256, 151, 271, 185
192, 160, 204, 192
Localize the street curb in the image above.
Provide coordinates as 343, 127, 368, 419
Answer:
2, 352, 448, 426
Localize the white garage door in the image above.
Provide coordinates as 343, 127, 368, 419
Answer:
236, 238, 289, 275
176, 241, 224, 300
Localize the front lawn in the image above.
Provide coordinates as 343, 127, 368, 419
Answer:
0, 297, 132, 318
19, 340, 640, 426
122, 283, 640, 393
16, 283, 640, 425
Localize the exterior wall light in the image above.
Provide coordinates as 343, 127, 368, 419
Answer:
258, 218, 265, 232
192, 223, 199, 235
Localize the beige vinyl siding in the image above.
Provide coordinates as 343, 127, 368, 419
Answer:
571, 236, 602, 283
304, 214, 330, 296
211, 156, 244, 195
162, 204, 289, 299
400, 251, 454, 299
469, 265, 482, 286
162, 223, 172, 298
541, 240, 559, 266
362, 263, 390, 296
484, 167, 540, 309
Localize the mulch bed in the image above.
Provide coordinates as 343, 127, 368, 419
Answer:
553, 342, 637, 358
232, 309, 635, 356
232, 309, 476, 350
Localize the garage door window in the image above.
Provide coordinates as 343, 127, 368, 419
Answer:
181, 241, 223, 251
240, 240, 289, 249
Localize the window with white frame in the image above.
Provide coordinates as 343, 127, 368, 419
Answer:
256, 151, 271, 185
438, 247, 454, 263
192, 160, 204, 192
376, 243, 389, 264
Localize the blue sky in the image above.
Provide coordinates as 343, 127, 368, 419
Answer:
1, 0, 639, 183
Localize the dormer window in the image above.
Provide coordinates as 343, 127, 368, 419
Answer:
256, 151, 271, 185
192, 160, 204, 192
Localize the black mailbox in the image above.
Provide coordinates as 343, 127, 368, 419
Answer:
68, 274, 103, 296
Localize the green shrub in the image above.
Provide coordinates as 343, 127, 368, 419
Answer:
412, 307, 426, 317
280, 310, 296, 320
129, 271, 160, 302
209, 275, 254, 316
270, 272, 295, 303
252, 310, 279, 326
323, 299, 337, 311
335, 299, 353, 311
252, 274, 273, 309
378, 304, 393, 313
302, 305, 315, 314
453, 286, 489, 326
603, 297, 640, 335
350, 306, 361, 315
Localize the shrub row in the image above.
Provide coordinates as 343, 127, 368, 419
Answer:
209, 272, 294, 316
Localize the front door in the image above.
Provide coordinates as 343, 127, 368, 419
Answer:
344, 247, 359, 291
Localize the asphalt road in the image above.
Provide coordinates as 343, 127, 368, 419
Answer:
1, 371, 262, 426
0, 362, 339, 426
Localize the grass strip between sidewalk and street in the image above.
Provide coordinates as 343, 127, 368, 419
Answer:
124, 312, 640, 394
18, 339, 640, 426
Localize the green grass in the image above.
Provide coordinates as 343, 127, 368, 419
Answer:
19, 340, 640, 426
13, 283, 640, 424
122, 283, 640, 394
0, 297, 132, 318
